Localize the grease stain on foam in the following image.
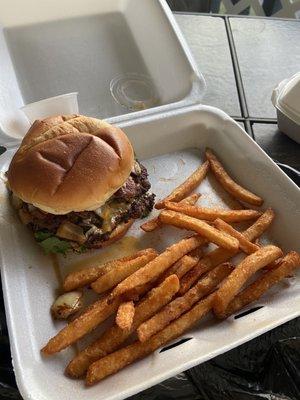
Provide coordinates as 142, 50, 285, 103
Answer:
66, 236, 143, 273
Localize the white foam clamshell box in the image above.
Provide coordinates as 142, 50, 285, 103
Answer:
0, 2, 299, 400
1, 105, 300, 400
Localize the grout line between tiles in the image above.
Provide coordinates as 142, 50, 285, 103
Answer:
224, 17, 249, 121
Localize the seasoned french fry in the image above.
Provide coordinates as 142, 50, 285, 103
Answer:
243, 208, 274, 240
175, 255, 200, 279
178, 209, 275, 294
115, 301, 135, 330
138, 263, 233, 342
109, 236, 205, 300
188, 246, 204, 259
91, 249, 157, 294
216, 251, 300, 319
206, 148, 263, 206
141, 193, 200, 232
155, 161, 209, 209
41, 295, 122, 355
140, 217, 162, 232
157, 254, 199, 285
213, 245, 283, 316
159, 210, 239, 251
66, 274, 180, 378
86, 294, 214, 385
63, 249, 153, 292
164, 202, 261, 222
214, 218, 260, 254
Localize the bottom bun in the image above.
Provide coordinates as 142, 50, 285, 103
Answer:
86, 220, 134, 249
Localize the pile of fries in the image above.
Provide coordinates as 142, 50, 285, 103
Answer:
41, 148, 300, 387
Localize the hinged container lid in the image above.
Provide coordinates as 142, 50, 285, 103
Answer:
0, 0, 205, 144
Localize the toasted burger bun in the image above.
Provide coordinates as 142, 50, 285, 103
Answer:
7, 115, 134, 215
87, 219, 134, 249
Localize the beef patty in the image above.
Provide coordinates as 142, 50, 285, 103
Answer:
17, 160, 155, 251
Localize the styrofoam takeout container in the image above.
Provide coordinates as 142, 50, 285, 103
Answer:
0, 105, 299, 400
272, 72, 300, 144
0, 0, 205, 141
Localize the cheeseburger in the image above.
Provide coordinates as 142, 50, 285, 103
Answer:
7, 115, 155, 254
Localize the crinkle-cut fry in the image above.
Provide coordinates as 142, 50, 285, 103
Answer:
214, 218, 260, 254
63, 249, 152, 292
66, 274, 179, 378
91, 249, 157, 294
159, 210, 239, 251
217, 251, 300, 319
206, 148, 263, 206
164, 202, 261, 222
178, 209, 275, 294
138, 263, 233, 342
86, 294, 214, 385
155, 161, 209, 209
41, 295, 122, 355
213, 245, 283, 317
141, 193, 200, 232
109, 236, 205, 300
115, 301, 135, 330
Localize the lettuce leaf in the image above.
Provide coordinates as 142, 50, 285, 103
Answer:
34, 230, 53, 242
38, 236, 71, 255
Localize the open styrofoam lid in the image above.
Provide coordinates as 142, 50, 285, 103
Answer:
272, 72, 300, 125
0, 0, 206, 146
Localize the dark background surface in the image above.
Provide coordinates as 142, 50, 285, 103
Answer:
1, 7, 300, 400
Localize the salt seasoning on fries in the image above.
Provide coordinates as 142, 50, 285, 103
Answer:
109, 236, 205, 300
91, 249, 157, 294
155, 160, 209, 209
141, 193, 200, 232
216, 251, 300, 319
206, 148, 263, 206
213, 245, 283, 317
66, 274, 180, 378
164, 202, 262, 222
86, 294, 215, 385
137, 263, 233, 342
115, 301, 135, 330
159, 210, 239, 251
214, 218, 260, 254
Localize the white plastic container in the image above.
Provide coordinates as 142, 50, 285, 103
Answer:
0, 105, 299, 400
0, 0, 205, 141
272, 72, 300, 144
20, 93, 79, 124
